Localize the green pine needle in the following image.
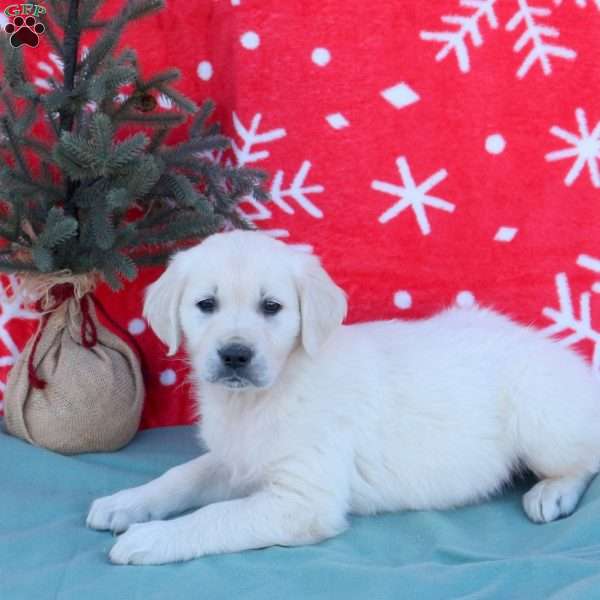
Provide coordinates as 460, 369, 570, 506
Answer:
0, 1, 267, 286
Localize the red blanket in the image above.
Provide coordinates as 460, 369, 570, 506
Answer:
1, 0, 599, 428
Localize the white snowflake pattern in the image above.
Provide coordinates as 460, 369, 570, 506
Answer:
157, 94, 173, 110
420, 0, 499, 73
371, 156, 454, 235
35, 49, 99, 114
545, 108, 600, 188
506, 0, 576, 79
0, 276, 40, 403
263, 229, 313, 253
577, 254, 600, 294
541, 272, 600, 373
270, 161, 324, 219
229, 113, 325, 222
34, 52, 64, 91
554, 0, 600, 9
231, 112, 286, 168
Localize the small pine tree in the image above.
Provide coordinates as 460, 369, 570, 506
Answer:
0, 0, 266, 290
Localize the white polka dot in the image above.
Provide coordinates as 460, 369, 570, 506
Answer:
240, 31, 260, 50
393, 290, 412, 310
128, 318, 146, 335
311, 47, 331, 67
485, 134, 506, 155
160, 369, 177, 386
456, 290, 476, 308
197, 60, 213, 81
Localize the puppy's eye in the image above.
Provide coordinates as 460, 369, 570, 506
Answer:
197, 298, 217, 313
262, 299, 282, 316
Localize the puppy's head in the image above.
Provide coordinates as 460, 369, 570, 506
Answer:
143, 231, 347, 391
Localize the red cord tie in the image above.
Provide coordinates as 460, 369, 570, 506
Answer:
80, 294, 98, 349
27, 284, 145, 391
28, 283, 79, 390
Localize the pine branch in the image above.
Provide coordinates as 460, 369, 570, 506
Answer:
46, 0, 68, 28
160, 135, 229, 166
38, 208, 79, 249
126, 250, 174, 266
0, 36, 24, 90
18, 137, 53, 161
43, 21, 64, 56
13, 102, 39, 137
0, 258, 39, 273
115, 154, 161, 197
59, 0, 82, 218
0, 89, 17, 122
138, 68, 180, 90
126, 0, 165, 22
79, 0, 103, 29
108, 132, 148, 170
190, 100, 216, 137
154, 85, 198, 113
125, 212, 222, 249
113, 111, 187, 127
147, 127, 169, 152
80, 0, 163, 79
0, 0, 267, 281
32, 245, 55, 272
60, 0, 81, 133
45, 109, 62, 138
1, 169, 63, 202
91, 202, 115, 250
1, 118, 31, 178
82, 19, 112, 29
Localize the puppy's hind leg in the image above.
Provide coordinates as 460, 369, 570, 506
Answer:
522, 472, 595, 523
512, 358, 600, 523
509, 339, 600, 523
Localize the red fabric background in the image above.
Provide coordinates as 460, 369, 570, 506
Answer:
1, 0, 599, 428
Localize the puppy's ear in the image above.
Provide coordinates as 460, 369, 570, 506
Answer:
296, 253, 347, 357
143, 254, 187, 356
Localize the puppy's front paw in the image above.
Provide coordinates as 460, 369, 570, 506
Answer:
87, 487, 156, 533
109, 521, 196, 565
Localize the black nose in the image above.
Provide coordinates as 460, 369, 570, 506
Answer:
218, 343, 254, 369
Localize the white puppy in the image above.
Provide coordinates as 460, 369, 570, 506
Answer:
87, 230, 600, 565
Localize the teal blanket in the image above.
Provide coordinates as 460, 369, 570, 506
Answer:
2, 422, 600, 600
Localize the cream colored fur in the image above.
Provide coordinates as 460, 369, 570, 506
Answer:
87, 231, 600, 565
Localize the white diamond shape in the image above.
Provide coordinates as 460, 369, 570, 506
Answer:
325, 113, 350, 129
494, 226, 518, 242
381, 82, 420, 110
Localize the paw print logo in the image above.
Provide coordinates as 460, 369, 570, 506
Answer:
4, 16, 45, 48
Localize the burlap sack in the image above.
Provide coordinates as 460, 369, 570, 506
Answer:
4, 292, 144, 454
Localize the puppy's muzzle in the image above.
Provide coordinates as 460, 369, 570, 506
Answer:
218, 343, 254, 370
